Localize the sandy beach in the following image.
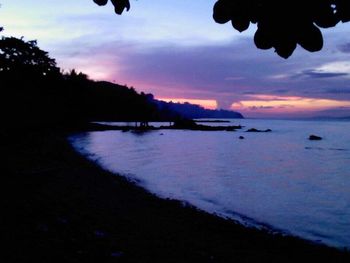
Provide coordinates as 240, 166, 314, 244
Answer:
2, 126, 350, 262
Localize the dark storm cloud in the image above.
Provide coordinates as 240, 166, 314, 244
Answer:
326, 88, 350, 94
109, 38, 303, 97
293, 70, 348, 79
303, 70, 348, 78
273, 89, 290, 94
55, 34, 350, 106
338, 43, 350, 53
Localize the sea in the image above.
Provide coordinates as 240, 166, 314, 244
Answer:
69, 119, 350, 249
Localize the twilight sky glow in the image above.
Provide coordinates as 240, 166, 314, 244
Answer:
1, 0, 350, 118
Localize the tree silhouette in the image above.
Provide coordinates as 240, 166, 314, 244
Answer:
93, 0, 350, 59
0, 36, 185, 128
0, 37, 59, 76
0, 3, 4, 32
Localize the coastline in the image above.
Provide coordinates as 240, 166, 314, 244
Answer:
3, 127, 350, 262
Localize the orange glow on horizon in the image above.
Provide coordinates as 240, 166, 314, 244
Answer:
231, 95, 350, 113
157, 98, 218, 110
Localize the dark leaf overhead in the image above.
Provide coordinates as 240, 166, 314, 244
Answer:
93, 0, 108, 6
213, 0, 350, 58
93, 0, 349, 58
0, 37, 59, 76
93, 0, 130, 15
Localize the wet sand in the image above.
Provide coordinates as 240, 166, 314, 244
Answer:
2, 127, 349, 262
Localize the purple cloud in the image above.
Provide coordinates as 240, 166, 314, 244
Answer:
53, 32, 350, 114
326, 88, 350, 94
338, 43, 350, 53
298, 70, 349, 79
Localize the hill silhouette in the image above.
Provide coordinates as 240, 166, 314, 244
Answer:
0, 37, 167, 128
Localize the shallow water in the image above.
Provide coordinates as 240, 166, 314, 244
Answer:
70, 119, 350, 249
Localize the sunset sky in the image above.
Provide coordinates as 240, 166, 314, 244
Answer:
2, 0, 350, 118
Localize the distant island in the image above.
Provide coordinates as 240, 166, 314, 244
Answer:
155, 100, 244, 120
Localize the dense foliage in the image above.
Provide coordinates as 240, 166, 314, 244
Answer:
0, 37, 168, 128
0, 37, 59, 76
1, 36, 242, 129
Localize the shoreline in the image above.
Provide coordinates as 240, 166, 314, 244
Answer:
3, 127, 350, 262
87, 122, 243, 132
70, 138, 300, 245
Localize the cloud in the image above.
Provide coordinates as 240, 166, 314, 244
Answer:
225, 76, 245, 81
300, 70, 348, 78
56, 38, 350, 106
338, 43, 350, 53
242, 91, 259, 95
311, 107, 350, 118
315, 61, 350, 75
273, 89, 290, 94
47, 25, 350, 112
249, 106, 274, 110
326, 88, 350, 94
278, 104, 295, 109
3, 0, 350, 118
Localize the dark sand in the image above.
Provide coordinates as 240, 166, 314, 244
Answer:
2, 127, 350, 262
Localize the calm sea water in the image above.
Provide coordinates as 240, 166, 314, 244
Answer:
70, 119, 350, 249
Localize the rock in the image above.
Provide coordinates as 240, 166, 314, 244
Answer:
246, 128, 258, 132
111, 251, 124, 258
94, 230, 107, 238
246, 128, 272, 132
239, 136, 245, 139
309, 134, 322, 140
172, 119, 197, 129
57, 217, 68, 224
37, 223, 49, 232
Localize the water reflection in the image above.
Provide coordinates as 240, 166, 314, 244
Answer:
71, 119, 350, 249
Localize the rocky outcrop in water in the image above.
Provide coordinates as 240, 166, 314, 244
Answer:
309, 135, 323, 140
246, 128, 272, 133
